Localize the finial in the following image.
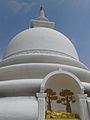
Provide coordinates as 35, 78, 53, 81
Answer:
30, 4, 55, 29
40, 4, 45, 17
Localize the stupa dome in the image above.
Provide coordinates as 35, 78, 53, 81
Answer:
4, 27, 78, 60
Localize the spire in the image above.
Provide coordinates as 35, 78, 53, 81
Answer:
39, 4, 45, 18
30, 5, 55, 29
36, 4, 48, 21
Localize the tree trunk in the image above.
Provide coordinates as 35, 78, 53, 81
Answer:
47, 96, 52, 111
66, 102, 71, 113
66, 96, 72, 113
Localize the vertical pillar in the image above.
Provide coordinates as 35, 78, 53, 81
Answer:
78, 94, 89, 120
36, 93, 46, 120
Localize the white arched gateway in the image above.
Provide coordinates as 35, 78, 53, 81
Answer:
39, 70, 89, 120
41, 70, 84, 93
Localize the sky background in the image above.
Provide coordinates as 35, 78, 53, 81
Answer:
0, 0, 90, 68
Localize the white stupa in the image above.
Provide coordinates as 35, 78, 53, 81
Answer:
0, 5, 90, 120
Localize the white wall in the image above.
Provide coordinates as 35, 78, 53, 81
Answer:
0, 96, 38, 120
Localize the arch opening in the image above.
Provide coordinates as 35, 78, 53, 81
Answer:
40, 70, 84, 119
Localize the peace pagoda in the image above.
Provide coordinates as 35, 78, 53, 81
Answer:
0, 5, 90, 120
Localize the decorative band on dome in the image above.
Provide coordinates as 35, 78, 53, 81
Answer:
4, 49, 78, 60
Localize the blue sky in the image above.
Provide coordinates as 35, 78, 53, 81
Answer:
0, 0, 90, 68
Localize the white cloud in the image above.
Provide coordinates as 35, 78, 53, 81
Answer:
48, 0, 65, 5
7, 0, 36, 14
58, 0, 65, 5
72, 0, 90, 10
